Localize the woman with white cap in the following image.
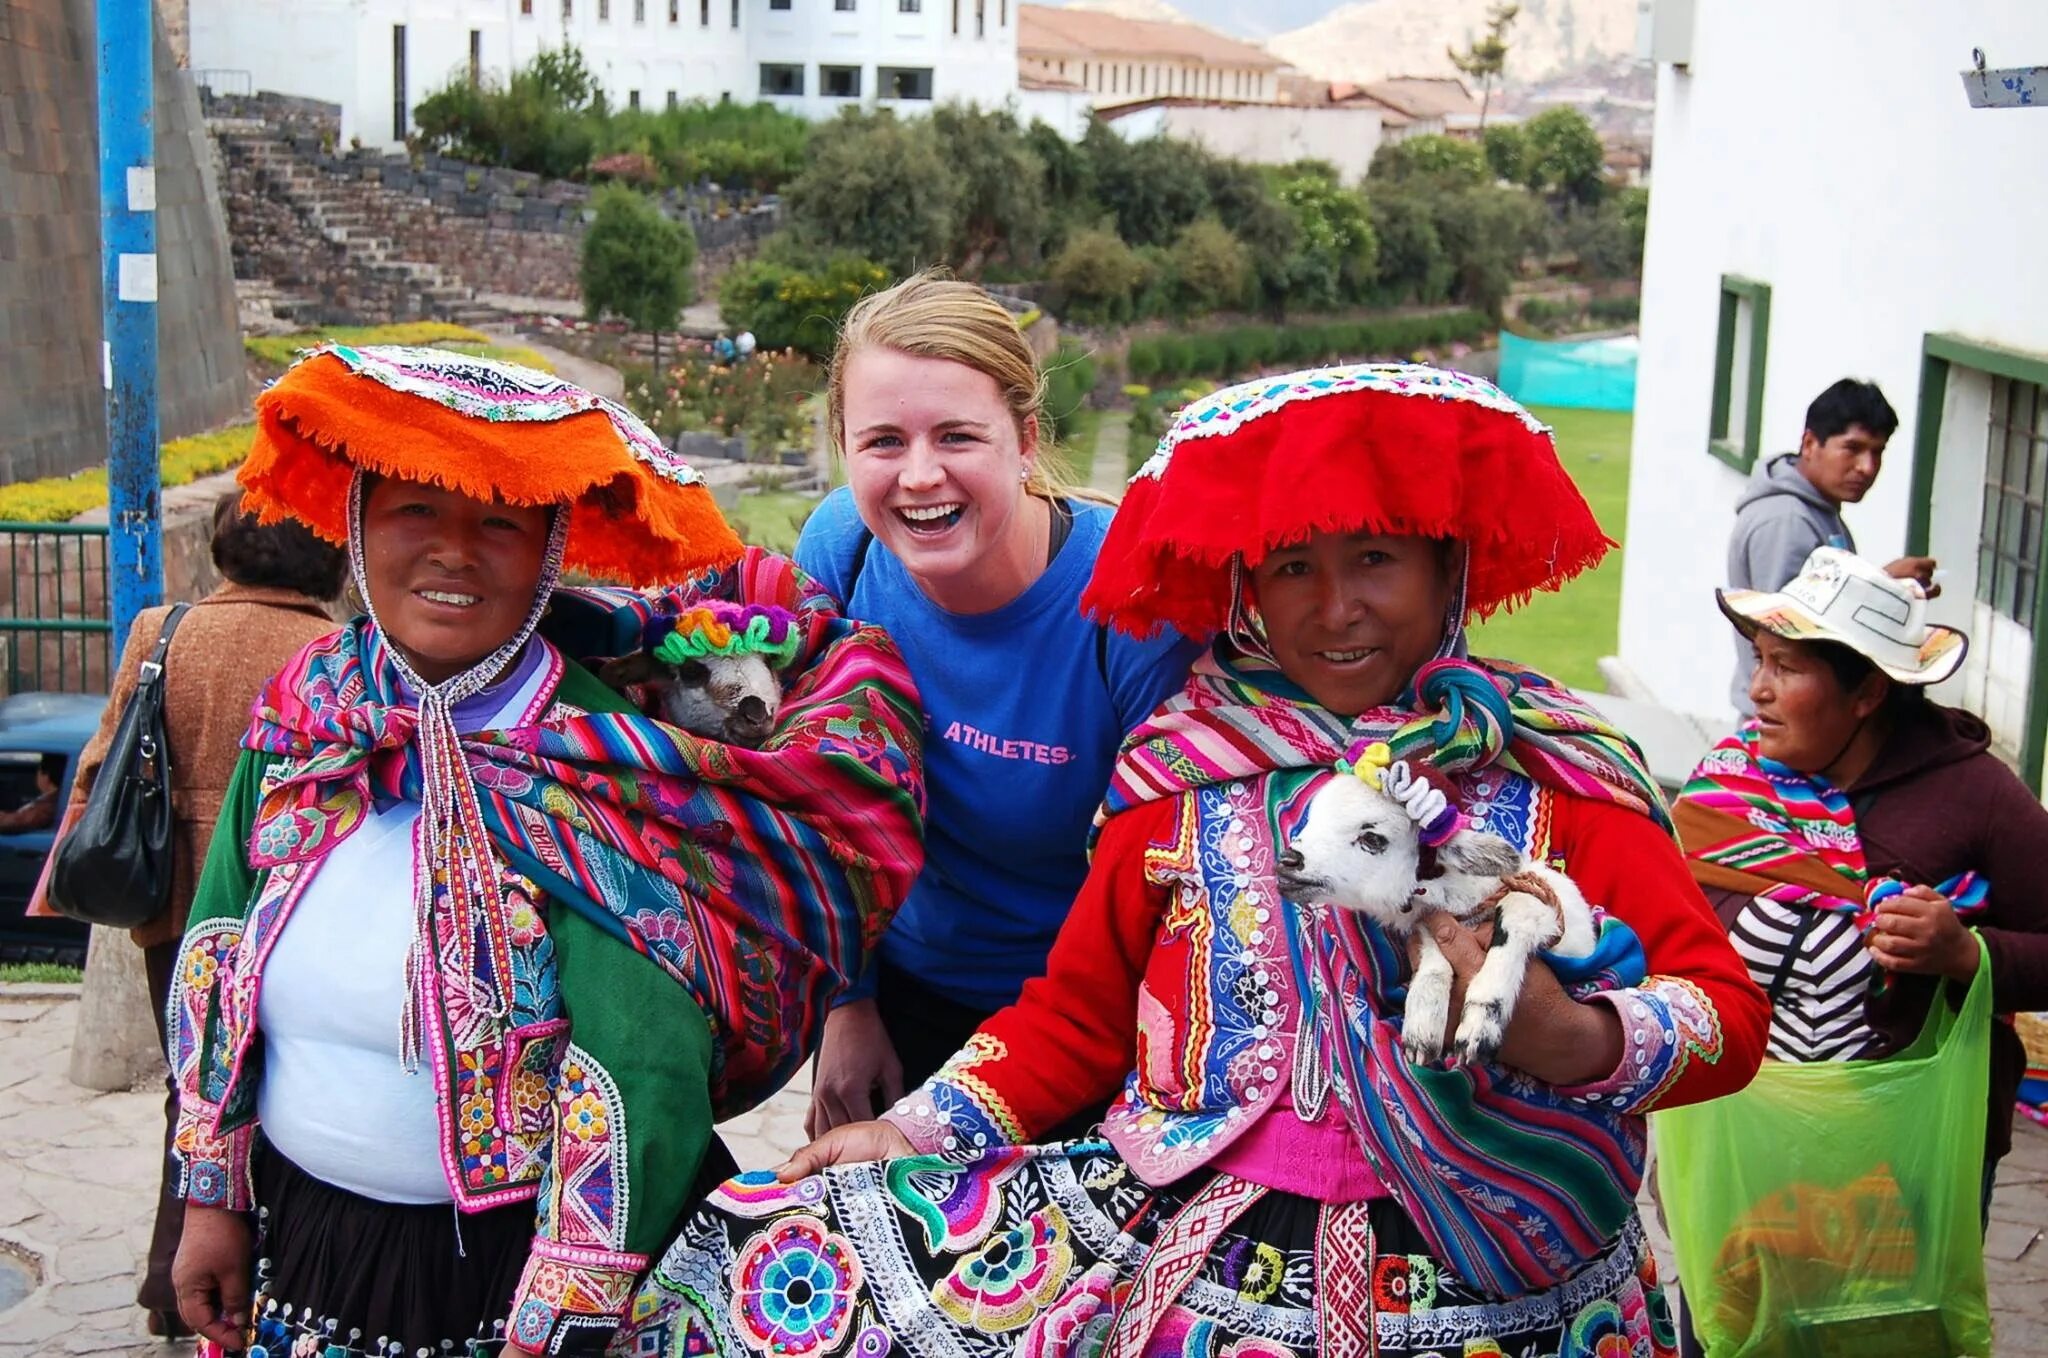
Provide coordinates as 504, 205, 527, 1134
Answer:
1678, 545, 2048, 1209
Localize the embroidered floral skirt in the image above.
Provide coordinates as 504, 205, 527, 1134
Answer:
614, 1137, 1675, 1358
243, 1141, 531, 1358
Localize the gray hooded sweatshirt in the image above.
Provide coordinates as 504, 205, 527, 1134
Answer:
1725, 453, 1854, 713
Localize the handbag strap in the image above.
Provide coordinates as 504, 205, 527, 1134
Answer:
136, 603, 192, 689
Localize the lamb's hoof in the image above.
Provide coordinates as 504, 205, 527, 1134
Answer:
1453, 1011, 1506, 1066
1402, 1034, 1444, 1066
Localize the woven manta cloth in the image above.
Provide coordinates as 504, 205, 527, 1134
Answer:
242, 549, 925, 1117
615, 1141, 1675, 1357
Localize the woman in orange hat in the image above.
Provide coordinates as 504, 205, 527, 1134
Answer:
619, 364, 1768, 1357
162, 346, 924, 1357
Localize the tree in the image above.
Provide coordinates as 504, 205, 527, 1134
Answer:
1082, 121, 1215, 249
1049, 227, 1149, 324
1448, 2, 1519, 129
580, 183, 695, 369
1521, 106, 1606, 203
1483, 123, 1526, 183
1369, 134, 1489, 187
932, 105, 1050, 273
782, 111, 962, 275
1275, 168, 1380, 309
1368, 189, 1454, 305
1166, 220, 1252, 317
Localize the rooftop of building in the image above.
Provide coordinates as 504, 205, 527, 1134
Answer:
1017, 4, 1285, 69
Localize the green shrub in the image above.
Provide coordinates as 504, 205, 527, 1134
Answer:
1589, 295, 1641, 325
1049, 228, 1147, 325
718, 254, 890, 359
1125, 340, 1160, 382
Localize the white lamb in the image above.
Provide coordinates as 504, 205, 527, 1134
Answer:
1275, 749, 1597, 1067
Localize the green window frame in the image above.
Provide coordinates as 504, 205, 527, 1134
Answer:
1907, 332, 2048, 791
1708, 275, 1772, 472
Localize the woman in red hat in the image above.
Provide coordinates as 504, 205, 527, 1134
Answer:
620, 364, 1768, 1356
161, 346, 924, 1357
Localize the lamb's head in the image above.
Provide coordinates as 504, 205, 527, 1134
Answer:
598, 602, 802, 748
1275, 772, 1425, 924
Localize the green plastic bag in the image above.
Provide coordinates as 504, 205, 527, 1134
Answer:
1654, 937, 1994, 1358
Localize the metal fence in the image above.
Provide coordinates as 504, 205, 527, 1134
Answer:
0, 523, 113, 696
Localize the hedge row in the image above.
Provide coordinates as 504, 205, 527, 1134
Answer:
0, 424, 257, 524
1124, 311, 1491, 384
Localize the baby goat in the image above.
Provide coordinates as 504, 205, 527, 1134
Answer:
1275, 747, 1596, 1066
598, 602, 801, 748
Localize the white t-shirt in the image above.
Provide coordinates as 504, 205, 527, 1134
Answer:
256, 656, 553, 1203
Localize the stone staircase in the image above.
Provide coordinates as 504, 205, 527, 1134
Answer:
214, 115, 507, 326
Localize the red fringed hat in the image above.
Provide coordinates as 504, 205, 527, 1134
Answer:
240, 343, 743, 586
1081, 364, 1612, 638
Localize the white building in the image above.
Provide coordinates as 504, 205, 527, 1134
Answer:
188, 0, 1019, 146
1097, 97, 1384, 180
1015, 4, 1283, 108
1618, 0, 2048, 789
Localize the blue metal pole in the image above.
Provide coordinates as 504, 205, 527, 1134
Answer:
97, 0, 162, 653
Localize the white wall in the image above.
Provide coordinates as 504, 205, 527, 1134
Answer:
1108, 102, 1383, 178
191, 0, 1016, 147
1014, 85, 1093, 139
1618, 0, 2048, 722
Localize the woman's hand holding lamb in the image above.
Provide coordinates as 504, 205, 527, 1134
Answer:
1405, 916, 1624, 1086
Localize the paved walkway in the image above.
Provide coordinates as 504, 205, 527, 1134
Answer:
480, 327, 624, 401
0, 989, 808, 1358
3, 985, 2042, 1355
1087, 410, 1133, 501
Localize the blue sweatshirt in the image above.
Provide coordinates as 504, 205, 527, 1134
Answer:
797, 488, 1199, 1011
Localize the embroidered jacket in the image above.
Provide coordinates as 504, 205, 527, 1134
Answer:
889, 769, 1768, 1182
169, 663, 717, 1355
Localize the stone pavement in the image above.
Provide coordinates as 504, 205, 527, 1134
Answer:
0, 989, 810, 1358
4, 984, 2044, 1356
1087, 410, 1133, 502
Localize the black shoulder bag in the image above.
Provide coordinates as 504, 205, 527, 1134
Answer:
48, 603, 192, 928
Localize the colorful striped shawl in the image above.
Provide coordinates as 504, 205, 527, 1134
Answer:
1100, 647, 1668, 834
1676, 726, 1987, 931
243, 548, 925, 1118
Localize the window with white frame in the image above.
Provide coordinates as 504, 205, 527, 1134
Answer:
635, 0, 646, 19
900, 0, 921, 9
821, 64, 862, 97
836, 0, 856, 10
598, 0, 610, 18
759, 62, 803, 95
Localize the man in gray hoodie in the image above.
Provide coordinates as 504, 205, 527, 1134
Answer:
1726, 378, 1938, 712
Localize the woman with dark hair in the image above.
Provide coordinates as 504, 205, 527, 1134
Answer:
1677, 546, 2048, 1200
63, 492, 345, 1339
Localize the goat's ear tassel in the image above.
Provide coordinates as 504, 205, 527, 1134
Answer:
1338, 741, 1394, 790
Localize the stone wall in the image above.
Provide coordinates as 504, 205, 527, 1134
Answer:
213, 92, 780, 324
0, 0, 249, 484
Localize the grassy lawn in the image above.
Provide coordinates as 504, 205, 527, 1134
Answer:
729, 488, 823, 556
1465, 405, 1632, 689
0, 962, 82, 984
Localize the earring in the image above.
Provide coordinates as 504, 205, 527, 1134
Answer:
1020, 466, 1030, 482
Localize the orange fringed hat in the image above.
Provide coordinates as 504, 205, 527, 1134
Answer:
240, 343, 743, 585
1082, 363, 1612, 638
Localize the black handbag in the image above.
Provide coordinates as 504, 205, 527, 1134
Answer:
48, 603, 192, 928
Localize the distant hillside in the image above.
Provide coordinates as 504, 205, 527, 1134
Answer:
1265, 0, 1638, 84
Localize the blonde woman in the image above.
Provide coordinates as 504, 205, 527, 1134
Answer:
797, 273, 1199, 1134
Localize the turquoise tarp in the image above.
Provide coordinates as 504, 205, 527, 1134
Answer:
1498, 331, 1637, 412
